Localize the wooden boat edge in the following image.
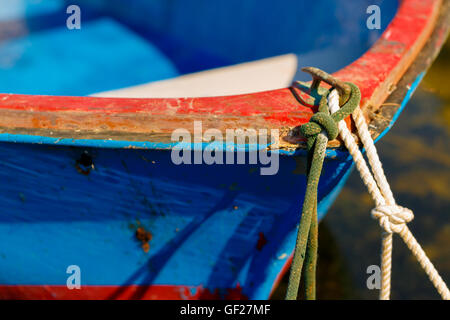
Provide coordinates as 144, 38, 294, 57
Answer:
0, 0, 445, 152
368, 0, 450, 142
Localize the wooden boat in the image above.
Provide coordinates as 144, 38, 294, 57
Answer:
0, 0, 448, 299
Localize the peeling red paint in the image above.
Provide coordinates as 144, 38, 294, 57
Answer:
0, 0, 442, 145
0, 283, 250, 300
224, 283, 248, 300
194, 287, 221, 300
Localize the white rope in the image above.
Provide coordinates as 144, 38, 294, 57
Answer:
327, 89, 450, 300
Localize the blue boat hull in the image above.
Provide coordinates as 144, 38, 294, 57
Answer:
0, 141, 355, 299
0, 68, 427, 298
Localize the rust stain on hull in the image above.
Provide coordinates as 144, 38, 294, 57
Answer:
135, 226, 153, 253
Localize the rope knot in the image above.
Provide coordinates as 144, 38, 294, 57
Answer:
300, 112, 338, 141
371, 205, 414, 234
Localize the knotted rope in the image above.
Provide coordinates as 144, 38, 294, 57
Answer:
327, 89, 450, 300
285, 83, 360, 300
371, 205, 413, 234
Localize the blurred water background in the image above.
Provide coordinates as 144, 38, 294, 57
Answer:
274, 38, 450, 300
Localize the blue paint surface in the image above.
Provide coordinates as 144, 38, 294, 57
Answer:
0, 0, 64, 22
0, 0, 398, 95
0, 17, 178, 95
0, 142, 353, 298
83, 0, 397, 77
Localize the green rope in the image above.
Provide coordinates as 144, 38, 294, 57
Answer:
285, 83, 360, 300
285, 131, 328, 300
304, 202, 318, 299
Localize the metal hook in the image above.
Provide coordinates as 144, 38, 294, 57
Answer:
301, 67, 351, 106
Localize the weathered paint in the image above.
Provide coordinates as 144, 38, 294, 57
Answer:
0, 72, 434, 300
0, 142, 354, 299
0, 0, 447, 300
0, 0, 442, 150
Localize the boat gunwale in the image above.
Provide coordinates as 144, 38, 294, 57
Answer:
0, 0, 445, 153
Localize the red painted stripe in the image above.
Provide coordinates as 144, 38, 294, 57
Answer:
269, 254, 293, 299
0, 284, 248, 300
